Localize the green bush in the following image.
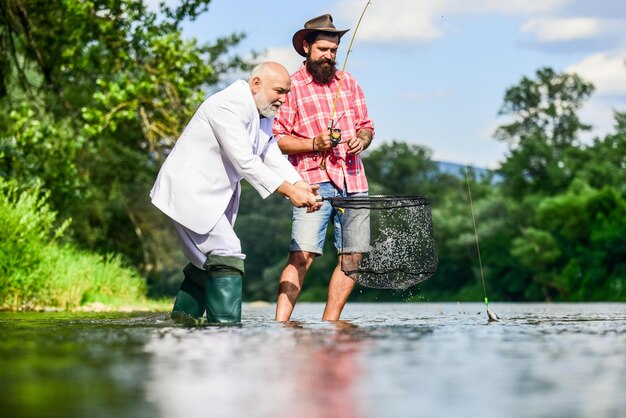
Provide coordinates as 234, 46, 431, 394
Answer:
0, 179, 149, 310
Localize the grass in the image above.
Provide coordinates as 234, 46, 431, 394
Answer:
0, 178, 167, 311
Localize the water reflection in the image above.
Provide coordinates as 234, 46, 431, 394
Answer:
287, 320, 369, 418
1, 303, 625, 418
144, 318, 372, 418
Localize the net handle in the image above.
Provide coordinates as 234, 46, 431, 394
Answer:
315, 195, 430, 206
315, 195, 429, 201
314, 196, 350, 203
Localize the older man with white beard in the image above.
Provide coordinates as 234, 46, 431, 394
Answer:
150, 62, 320, 324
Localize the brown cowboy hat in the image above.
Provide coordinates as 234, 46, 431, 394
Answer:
292, 14, 349, 57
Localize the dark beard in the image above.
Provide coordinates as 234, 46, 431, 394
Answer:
306, 56, 337, 85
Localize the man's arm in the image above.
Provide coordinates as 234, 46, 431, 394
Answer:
348, 76, 374, 154
262, 136, 304, 184
280, 128, 373, 156
277, 131, 333, 155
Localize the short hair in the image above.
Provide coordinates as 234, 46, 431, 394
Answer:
249, 62, 270, 82
304, 31, 340, 46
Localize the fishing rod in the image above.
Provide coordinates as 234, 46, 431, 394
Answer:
464, 166, 500, 322
327, 0, 372, 147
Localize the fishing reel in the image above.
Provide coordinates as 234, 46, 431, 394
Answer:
329, 128, 342, 147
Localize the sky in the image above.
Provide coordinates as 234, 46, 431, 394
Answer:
153, 0, 626, 168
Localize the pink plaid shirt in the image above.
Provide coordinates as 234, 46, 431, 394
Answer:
273, 65, 374, 193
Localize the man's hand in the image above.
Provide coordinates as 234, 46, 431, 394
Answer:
277, 181, 321, 211
312, 131, 332, 152
346, 136, 365, 155
294, 181, 323, 212
347, 129, 373, 155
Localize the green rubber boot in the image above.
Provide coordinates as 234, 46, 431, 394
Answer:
172, 263, 208, 319
204, 255, 245, 324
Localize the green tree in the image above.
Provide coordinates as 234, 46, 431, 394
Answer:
573, 111, 626, 191
495, 67, 594, 198
1, 0, 250, 275
512, 180, 626, 301
363, 140, 441, 197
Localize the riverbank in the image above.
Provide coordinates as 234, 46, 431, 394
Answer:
1, 299, 276, 313
0, 299, 172, 313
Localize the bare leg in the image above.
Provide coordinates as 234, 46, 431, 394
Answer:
275, 251, 315, 321
322, 256, 357, 321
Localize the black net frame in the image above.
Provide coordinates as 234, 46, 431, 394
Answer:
329, 195, 438, 289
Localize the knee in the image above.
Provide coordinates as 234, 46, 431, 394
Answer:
287, 251, 315, 271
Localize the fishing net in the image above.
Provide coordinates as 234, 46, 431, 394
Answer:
330, 195, 438, 289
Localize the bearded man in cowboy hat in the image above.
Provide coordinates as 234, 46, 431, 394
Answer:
273, 14, 375, 321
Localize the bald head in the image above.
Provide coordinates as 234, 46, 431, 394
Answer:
249, 61, 291, 118
249, 61, 290, 83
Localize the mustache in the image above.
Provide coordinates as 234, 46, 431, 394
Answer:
316, 58, 336, 65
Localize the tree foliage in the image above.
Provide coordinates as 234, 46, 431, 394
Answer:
487, 68, 625, 301
495, 67, 594, 197
1, 0, 250, 274
1, 1, 623, 305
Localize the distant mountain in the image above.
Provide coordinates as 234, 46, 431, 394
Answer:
436, 161, 500, 182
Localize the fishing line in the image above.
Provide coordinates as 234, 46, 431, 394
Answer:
319, 0, 372, 168
328, 0, 372, 131
464, 166, 499, 322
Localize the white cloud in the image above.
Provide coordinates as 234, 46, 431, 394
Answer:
578, 97, 625, 143
334, 0, 444, 44
330, 0, 571, 46
567, 53, 626, 95
446, 0, 569, 15
254, 47, 303, 75
521, 17, 602, 42
219, 48, 303, 83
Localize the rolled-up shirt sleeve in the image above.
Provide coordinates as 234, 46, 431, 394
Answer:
353, 81, 374, 136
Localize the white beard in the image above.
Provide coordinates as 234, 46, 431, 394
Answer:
255, 93, 279, 118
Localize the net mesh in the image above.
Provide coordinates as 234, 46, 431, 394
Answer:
330, 195, 438, 289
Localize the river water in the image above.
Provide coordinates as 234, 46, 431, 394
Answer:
1, 302, 625, 418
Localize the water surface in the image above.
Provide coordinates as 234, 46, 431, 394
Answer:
1, 302, 625, 418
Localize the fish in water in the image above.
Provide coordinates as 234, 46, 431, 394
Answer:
487, 308, 500, 322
